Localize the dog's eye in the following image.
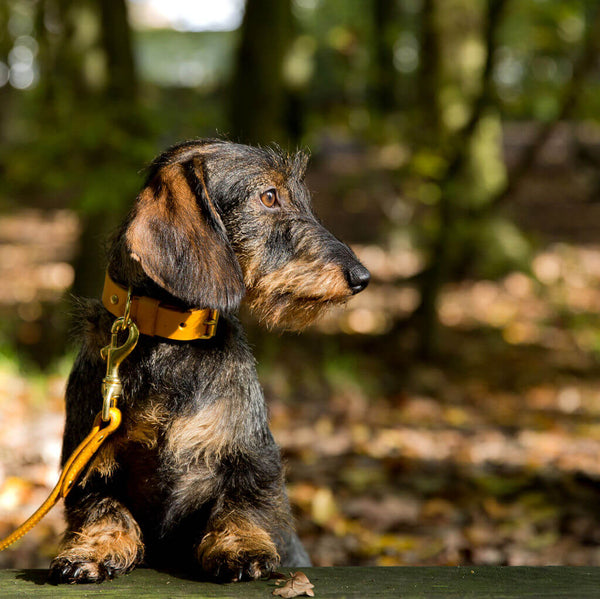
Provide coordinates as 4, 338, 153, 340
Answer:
260, 189, 278, 208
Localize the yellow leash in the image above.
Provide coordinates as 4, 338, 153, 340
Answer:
0, 298, 139, 552
0, 408, 122, 551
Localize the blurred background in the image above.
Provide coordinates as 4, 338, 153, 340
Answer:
2, 0, 600, 569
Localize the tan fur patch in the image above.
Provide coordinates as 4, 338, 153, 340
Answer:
163, 399, 253, 517
56, 511, 143, 571
80, 402, 169, 485
167, 399, 239, 466
168, 142, 220, 165
126, 165, 197, 289
245, 259, 350, 329
249, 258, 349, 299
81, 443, 119, 484
127, 166, 197, 286
196, 516, 279, 580
126, 402, 170, 448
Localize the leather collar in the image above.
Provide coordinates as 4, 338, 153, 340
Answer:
102, 273, 219, 341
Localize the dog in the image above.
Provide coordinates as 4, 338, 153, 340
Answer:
49, 139, 370, 583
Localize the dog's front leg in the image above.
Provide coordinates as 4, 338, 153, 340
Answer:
49, 489, 144, 584
194, 451, 288, 582
49, 341, 145, 584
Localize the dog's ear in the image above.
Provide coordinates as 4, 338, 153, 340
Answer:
293, 150, 310, 181
125, 157, 245, 312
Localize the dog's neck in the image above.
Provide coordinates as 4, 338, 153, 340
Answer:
101, 272, 220, 341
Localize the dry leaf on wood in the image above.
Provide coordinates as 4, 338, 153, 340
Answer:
272, 571, 315, 597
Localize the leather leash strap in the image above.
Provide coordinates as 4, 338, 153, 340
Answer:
0, 408, 122, 551
102, 273, 219, 341
0, 290, 142, 553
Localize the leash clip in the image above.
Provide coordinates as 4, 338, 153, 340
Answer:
100, 290, 139, 421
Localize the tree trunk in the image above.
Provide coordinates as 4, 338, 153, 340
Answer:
417, 0, 440, 138
415, 0, 600, 358
371, 0, 396, 114
98, 0, 137, 103
229, 0, 293, 145
0, 2, 13, 146
416, 0, 507, 358
71, 0, 138, 300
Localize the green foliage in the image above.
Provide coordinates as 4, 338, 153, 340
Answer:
498, 0, 588, 119
470, 217, 533, 280
2, 99, 157, 214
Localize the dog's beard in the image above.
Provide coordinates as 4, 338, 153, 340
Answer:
246, 289, 346, 330
242, 258, 352, 330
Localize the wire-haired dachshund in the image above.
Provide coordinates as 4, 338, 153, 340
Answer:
49, 139, 370, 584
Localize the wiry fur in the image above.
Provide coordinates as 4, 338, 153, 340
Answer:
49, 139, 369, 584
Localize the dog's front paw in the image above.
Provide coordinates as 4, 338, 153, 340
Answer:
48, 557, 117, 584
48, 502, 143, 584
197, 522, 280, 582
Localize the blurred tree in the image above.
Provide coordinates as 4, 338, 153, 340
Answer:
417, 0, 440, 140
1, 1, 151, 317
415, 0, 600, 357
488, 2, 600, 210
99, 0, 137, 102
70, 0, 141, 300
371, 0, 397, 114
0, 2, 13, 144
415, 0, 508, 357
36, 0, 88, 117
229, 0, 294, 145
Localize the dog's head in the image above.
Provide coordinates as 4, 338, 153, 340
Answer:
109, 139, 370, 330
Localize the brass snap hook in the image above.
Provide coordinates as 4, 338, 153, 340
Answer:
100, 314, 139, 421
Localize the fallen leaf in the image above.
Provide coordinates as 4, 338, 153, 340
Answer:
272, 571, 315, 597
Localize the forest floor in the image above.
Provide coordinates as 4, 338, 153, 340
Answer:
261, 239, 600, 568
3, 173, 600, 570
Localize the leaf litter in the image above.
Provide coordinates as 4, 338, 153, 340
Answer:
272, 571, 315, 597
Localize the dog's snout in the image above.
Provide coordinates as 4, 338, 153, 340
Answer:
345, 263, 370, 294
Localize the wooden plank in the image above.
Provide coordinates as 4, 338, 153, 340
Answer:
1, 566, 600, 598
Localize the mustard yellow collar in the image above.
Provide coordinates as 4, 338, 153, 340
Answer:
102, 273, 219, 341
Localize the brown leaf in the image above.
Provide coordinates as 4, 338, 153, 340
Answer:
272, 571, 315, 598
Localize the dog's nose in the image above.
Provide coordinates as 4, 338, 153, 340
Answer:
345, 263, 370, 294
